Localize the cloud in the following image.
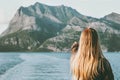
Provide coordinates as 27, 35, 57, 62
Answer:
0, 9, 5, 24
0, 8, 10, 24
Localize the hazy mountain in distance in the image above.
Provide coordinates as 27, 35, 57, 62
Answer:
0, 2, 120, 52
103, 12, 120, 24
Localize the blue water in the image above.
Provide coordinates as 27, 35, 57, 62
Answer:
0, 52, 119, 80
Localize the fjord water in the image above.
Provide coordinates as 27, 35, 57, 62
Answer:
0, 52, 119, 80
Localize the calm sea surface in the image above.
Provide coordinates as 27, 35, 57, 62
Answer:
0, 52, 119, 80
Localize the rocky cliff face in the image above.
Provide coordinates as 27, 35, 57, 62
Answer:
0, 2, 120, 52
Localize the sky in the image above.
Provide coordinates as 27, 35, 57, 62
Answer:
0, 0, 120, 34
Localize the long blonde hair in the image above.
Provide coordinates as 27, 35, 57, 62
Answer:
71, 28, 104, 80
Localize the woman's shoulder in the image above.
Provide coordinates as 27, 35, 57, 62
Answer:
100, 58, 109, 65
98, 58, 111, 73
98, 57, 114, 80
100, 58, 111, 69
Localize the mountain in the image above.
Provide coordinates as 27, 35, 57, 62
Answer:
100, 12, 120, 30
103, 12, 120, 24
0, 2, 120, 52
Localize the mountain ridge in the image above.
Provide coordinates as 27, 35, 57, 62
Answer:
0, 2, 120, 52
103, 12, 120, 24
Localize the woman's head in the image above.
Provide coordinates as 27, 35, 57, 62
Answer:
79, 28, 102, 59
71, 28, 104, 80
